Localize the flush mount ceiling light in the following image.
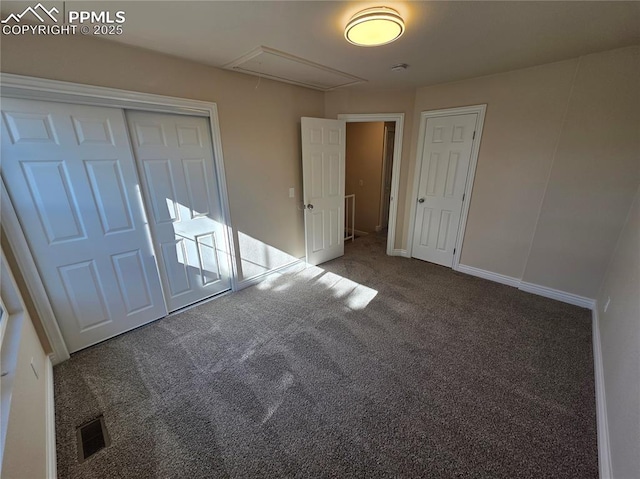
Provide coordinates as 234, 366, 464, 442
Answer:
345, 7, 405, 47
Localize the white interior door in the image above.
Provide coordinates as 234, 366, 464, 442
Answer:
301, 117, 346, 266
411, 113, 477, 267
126, 111, 231, 312
0, 98, 167, 352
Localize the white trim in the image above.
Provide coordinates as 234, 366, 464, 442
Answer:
378, 123, 394, 231
236, 259, 305, 291
204, 105, 239, 292
0, 252, 26, 473
45, 356, 57, 479
456, 264, 597, 309
518, 282, 595, 310
223, 46, 365, 91
1, 178, 70, 364
592, 306, 612, 479
391, 249, 411, 258
1, 73, 211, 116
0, 73, 239, 361
352, 229, 370, 237
338, 113, 405, 255
407, 105, 487, 268
456, 264, 521, 288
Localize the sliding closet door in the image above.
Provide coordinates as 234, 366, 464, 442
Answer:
126, 111, 231, 312
1, 98, 167, 352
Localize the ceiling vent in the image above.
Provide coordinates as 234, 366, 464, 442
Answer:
223, 46, 365, 91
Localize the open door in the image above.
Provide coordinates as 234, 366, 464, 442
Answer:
301, 117, 346, 266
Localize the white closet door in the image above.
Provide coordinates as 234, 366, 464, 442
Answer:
126, 111, 231, 312
1, 98, 167, 352
411, 113, 477, 267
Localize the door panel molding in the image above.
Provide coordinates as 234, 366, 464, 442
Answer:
301, 117, 346, 266
2, 99, 169, 352
0, 73, 237, 363
127, 110, 232, 311
1, 177, 70, 363
407, 105, 486, 270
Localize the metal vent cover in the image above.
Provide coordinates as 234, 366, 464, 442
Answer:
77, 415, 110, 462
223, 46, 366, 91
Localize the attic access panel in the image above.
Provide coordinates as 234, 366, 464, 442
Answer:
224, 46, 365, 91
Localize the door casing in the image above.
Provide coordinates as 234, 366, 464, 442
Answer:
407, 105, 486, 270
0, 73, 237, 364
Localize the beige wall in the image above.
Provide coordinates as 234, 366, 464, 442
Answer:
2, 313, 50, 479
522, 46, 640, 297
1, 231, 52, 353
596, 186, 640, 478
0, 33, 324, 282
325, 88, 416, 248
407, 45, 639, 298
409, 58, 578, 277
346, 122, 385, 233
1, 253, 50, 479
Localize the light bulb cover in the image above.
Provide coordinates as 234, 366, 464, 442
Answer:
345, 7, 405, 47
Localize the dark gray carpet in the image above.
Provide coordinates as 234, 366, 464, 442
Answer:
54, 234, 597, 478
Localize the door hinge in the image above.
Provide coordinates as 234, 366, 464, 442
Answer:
453, 248, 456, 255
462, 193, 465, 202
473, 131, 476, 139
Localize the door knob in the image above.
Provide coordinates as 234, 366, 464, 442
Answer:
418, 198, 425, 203
307, 204, 314, 209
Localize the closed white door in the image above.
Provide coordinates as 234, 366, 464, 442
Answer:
1, 98, 167, 352
411, 113, 477, 267
126, 111, 231, 312
301, 117, 346, 266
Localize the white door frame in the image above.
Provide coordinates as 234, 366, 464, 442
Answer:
337, 113, 404, 256
0, 73, 238, 364
407, 105, 486, 270
379, 123, 395, 231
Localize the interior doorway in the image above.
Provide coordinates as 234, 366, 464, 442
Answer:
345, 121, 386, 238
338, 113, 404, 256
407, 105, 486, 270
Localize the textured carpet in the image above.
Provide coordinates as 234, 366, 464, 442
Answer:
54, 234, 597, 478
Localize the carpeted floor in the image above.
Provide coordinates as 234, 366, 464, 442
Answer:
54, 234, 597, 478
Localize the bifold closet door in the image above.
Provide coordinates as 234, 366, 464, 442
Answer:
126, 111, 231, 312
1, 98, 168, 352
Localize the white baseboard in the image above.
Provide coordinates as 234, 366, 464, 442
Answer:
45, 356, 57, 479
455, 264, 521, 287
391, 249, 411, 258
353, 229, 369, 237
592, 306, 612, 479
519, 281, 595, 309
237, 259, 305, 291
455, 264, 595, 309
375, 225, 383, 232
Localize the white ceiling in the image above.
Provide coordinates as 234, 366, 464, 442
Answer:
3, 1, 639, 90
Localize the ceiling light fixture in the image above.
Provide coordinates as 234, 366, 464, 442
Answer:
344, 7, 405, 47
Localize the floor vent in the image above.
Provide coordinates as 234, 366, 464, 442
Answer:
76, 416, 110, 462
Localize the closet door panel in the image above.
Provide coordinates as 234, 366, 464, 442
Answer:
126, 111, 231, 312
1, 98, 167, 352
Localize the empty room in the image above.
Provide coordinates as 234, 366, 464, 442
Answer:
0, 1, 638, 478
